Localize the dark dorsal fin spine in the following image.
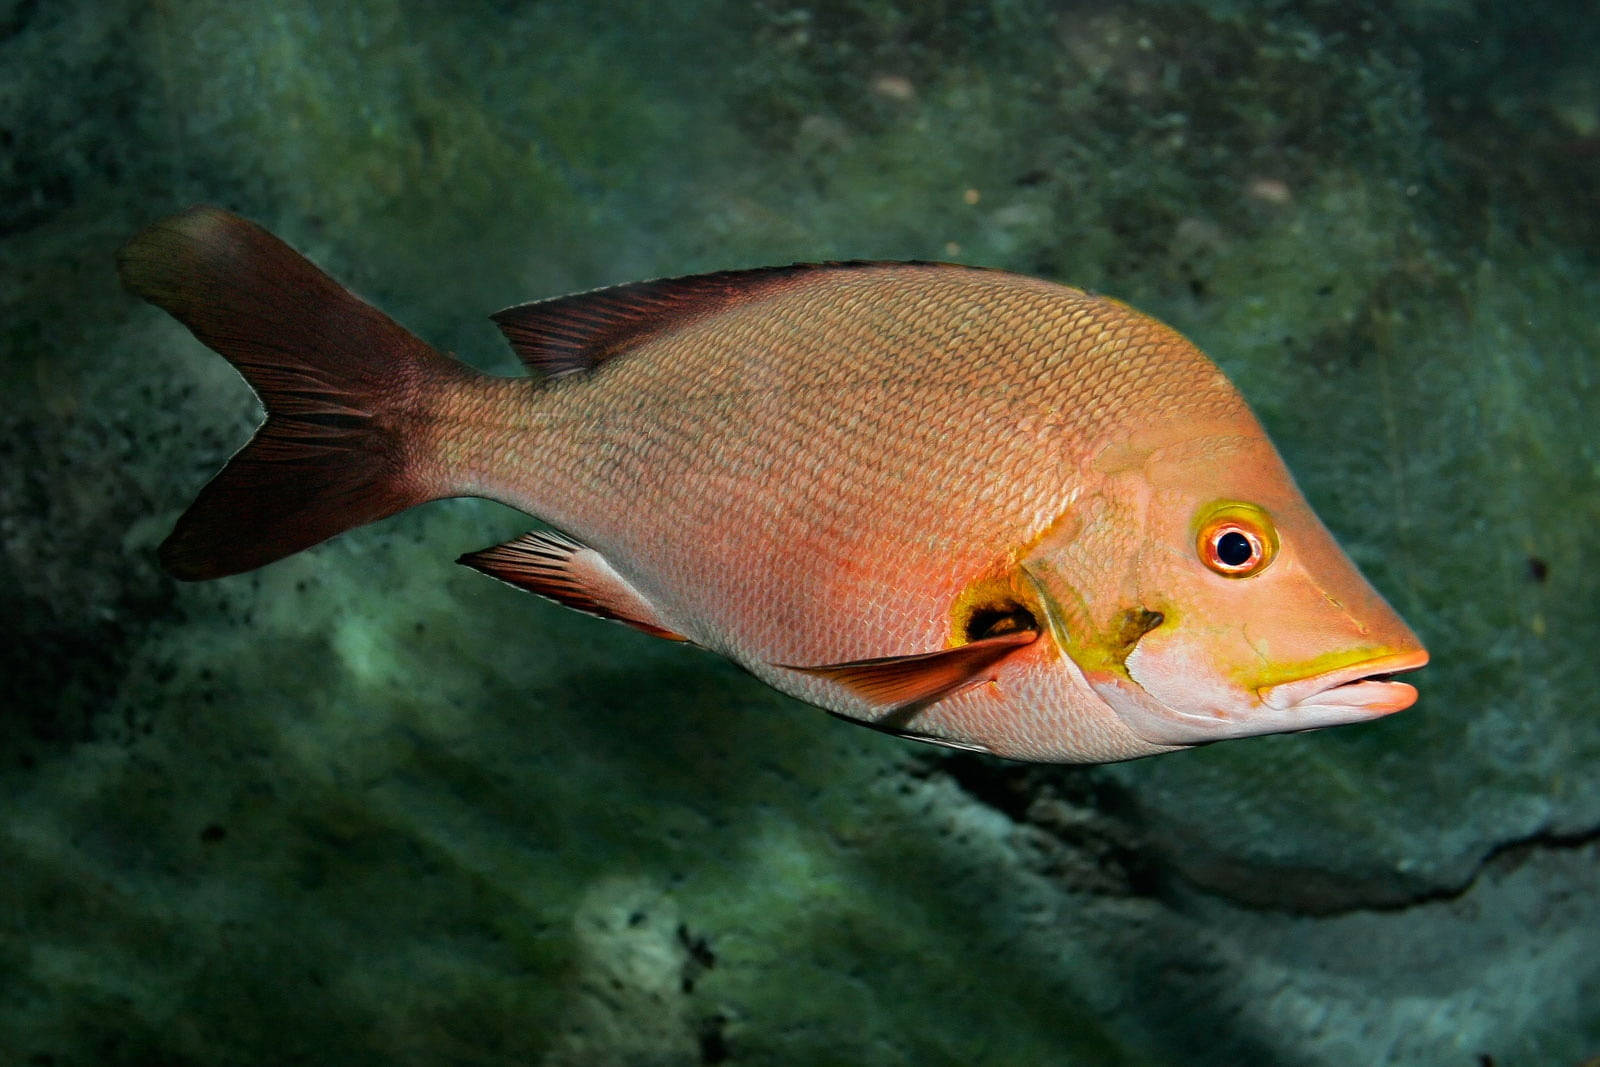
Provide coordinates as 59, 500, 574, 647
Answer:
490, 260, 972, 379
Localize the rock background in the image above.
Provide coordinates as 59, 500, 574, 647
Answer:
2, 1, 1597, 1063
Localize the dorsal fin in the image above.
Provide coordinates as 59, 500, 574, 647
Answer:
490, 261, 952, 378
458, 529, 687, 641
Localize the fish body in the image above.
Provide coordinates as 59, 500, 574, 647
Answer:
119, 208, 1427, 763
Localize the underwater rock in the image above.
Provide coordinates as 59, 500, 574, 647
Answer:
3, 0, 1598, 1064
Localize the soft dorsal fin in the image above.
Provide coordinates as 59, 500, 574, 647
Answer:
490, 261, 948, 378
783, 628, 1038, 717
458, 529, 687, 641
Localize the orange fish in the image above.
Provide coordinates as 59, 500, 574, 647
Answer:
118, 207, 1427, 763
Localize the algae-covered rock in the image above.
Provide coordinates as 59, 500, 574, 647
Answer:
2, 1, 1597, 1064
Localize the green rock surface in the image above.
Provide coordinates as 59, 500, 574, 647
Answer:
3, 1, 1597, 1063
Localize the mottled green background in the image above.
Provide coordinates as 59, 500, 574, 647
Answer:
2, 1, 1597, 1064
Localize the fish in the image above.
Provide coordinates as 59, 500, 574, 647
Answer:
117, 206, 1428, 764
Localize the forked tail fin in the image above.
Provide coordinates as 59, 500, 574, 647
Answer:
118, 206, 475, 580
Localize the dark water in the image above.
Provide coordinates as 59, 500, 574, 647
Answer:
2, 1, 1597, 1063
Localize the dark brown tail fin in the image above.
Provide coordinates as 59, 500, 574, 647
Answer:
118, 206, 471, 580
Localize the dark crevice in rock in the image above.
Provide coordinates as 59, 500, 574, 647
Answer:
932, 750, 1600, 919
1348, 824, 1600, 915
695, 1013, 730, 1065
677, 923, 715, 994
0, 411, 184, 761
1159, 821, 1600, 919
926, 753, 1166, 899
920, 750, 1035, 822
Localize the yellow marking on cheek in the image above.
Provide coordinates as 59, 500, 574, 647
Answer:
1020, 564, 1176, 684
1091, 607, 1162, 668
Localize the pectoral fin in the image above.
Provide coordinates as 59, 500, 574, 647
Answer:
459, 530, 687, 641
783, 628, 1038, 714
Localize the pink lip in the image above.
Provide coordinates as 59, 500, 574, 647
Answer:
1258, 648, 1430, 716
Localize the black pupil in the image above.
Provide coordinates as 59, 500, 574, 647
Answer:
1216, 530, 1254, 567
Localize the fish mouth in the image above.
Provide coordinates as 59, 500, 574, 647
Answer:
1258, 648, 1430, 718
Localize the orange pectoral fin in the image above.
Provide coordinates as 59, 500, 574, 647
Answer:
783, 628, 1037, 714
458, 530, 688, 641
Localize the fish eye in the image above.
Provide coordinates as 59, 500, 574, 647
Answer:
1216, 530, 1254, 567
1195, 503, 1278, 578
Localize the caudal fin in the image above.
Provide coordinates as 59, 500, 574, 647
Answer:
118, 206, 472, 580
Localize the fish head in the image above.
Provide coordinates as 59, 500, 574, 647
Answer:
1024, 418, 1428, 749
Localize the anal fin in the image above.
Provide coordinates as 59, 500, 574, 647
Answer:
459, 530, 687, 641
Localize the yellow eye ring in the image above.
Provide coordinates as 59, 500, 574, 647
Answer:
1195, 502, 1278, 578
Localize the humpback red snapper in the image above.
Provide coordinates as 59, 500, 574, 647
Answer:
119, 207, 1427, 763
